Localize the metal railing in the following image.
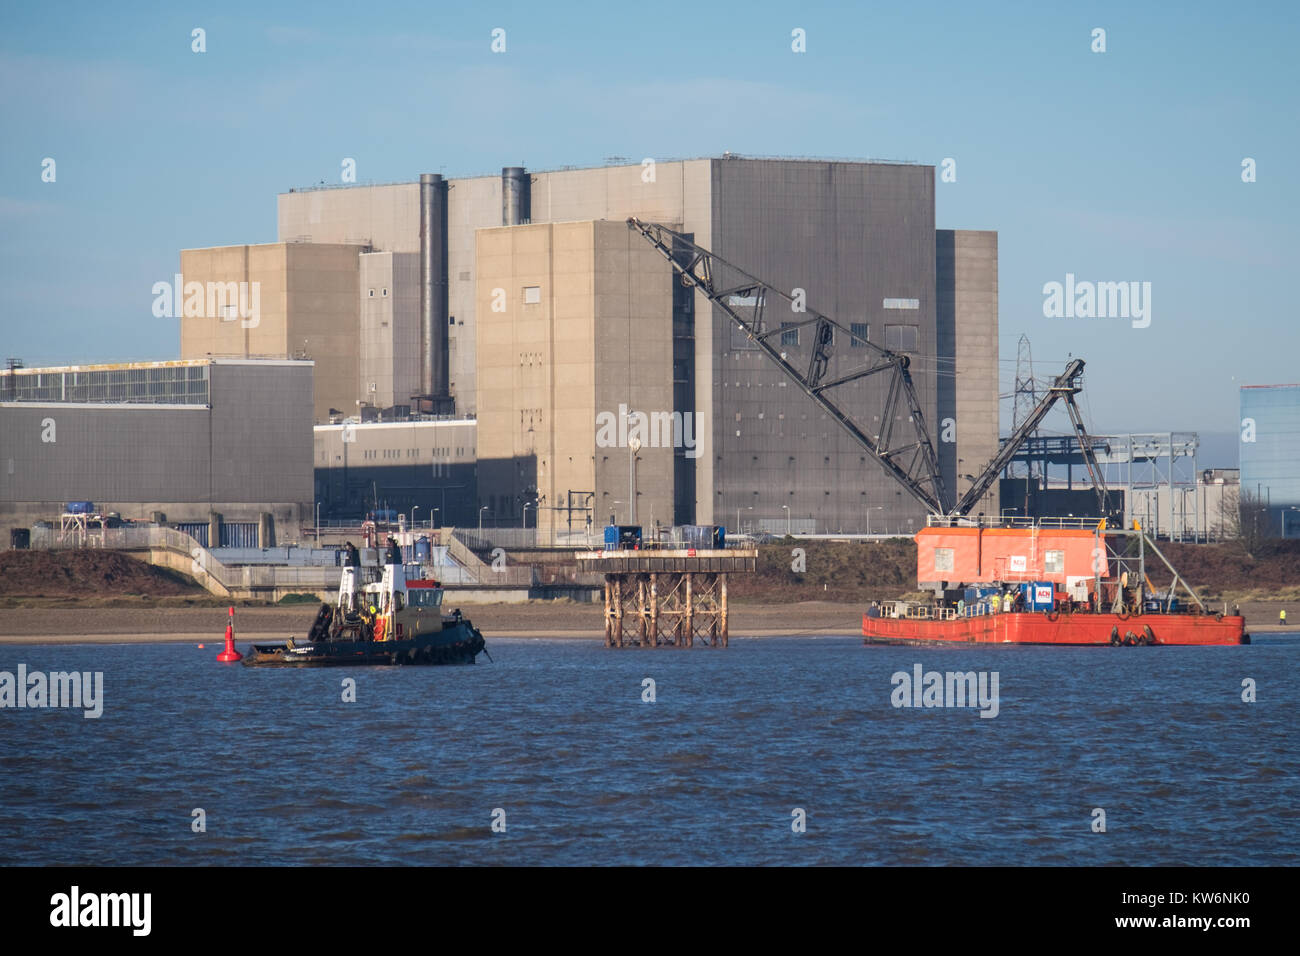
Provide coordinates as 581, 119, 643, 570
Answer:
878, 601, 958, 621
926, 514, 1105, 530
453, 527, 607, 551
27, 525, 538, 592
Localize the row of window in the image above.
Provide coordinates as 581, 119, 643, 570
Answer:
2, 366, 210, 404
357, 447, 473, 461
777, 323, 918, 352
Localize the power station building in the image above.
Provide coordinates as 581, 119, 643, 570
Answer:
182, 156, 999, 536
1240, 383, 1300, 538
0, 359, 314, 529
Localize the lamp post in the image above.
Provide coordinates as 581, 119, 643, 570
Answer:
736, 504, 752, 535
431, 508, 439, 530
522, 502, 533, 529
315, 501, 321, 547
866, 505, 883, 535
411, 505, 420, 532
479, 506, 489, 537
782, 503, 790, 536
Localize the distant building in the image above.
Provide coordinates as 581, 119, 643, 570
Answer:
1240, 384, 1300, 538
313, 418, 477, 527
475, 219, 676, 535
178, 242, 360, 423
0, 359, 313, 529
180, 157, 1000, 534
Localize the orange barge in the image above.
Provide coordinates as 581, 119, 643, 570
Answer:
863, 518, 1248, 647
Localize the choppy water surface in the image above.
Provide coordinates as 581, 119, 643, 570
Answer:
1, 635, 1296, 865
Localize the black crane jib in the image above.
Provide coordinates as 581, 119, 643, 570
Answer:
626, 219, 1109, 520
627, 218, 949, 515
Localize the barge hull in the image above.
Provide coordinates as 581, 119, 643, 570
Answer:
863, 612, 1247, 646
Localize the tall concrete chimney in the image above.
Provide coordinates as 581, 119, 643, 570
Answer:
419, 173, 449, 400
502, 166, 530, 226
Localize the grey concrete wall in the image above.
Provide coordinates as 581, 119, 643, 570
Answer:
180, 242, 360, 422
314, 419, 478, 523
284, 243, 360, 422
446, 161, 714, 418
0, 360, 313, 528
937, 229, 999, 516
281, 163, 714, 421
209, 361, 314, 505
359, 252, 420, 409
278, 184, 420, 250
709, 159, 938, 532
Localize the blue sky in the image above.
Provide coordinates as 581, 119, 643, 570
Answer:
2, 1, 1296, 461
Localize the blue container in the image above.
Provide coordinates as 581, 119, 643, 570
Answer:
605, 525, 642, 549
415, 536, 431, 562
1021, 581, 1055, 611
964, 586, 999, 605
66, 501, 95, 515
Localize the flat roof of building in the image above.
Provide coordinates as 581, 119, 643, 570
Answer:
0, 358, 313, 376
315, 418, 476, 431
283, 154, 927, 195
179, 240, 367, 252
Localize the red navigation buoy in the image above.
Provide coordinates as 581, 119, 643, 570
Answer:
217, 605, 242, 662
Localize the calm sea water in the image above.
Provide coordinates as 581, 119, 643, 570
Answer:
1, 635, 1296, 866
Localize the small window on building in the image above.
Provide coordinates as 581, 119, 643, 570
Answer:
934, 548, 954, 573
1044, 550, 1065, 574
382, 288, 388, 297
885, 325, 918, 352
524, 286, 541, 305
780, 322, 799, 346
850, 323, 869, 347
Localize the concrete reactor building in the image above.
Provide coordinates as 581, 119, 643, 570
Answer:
177, 156, 999, 537
0, 359, 313, 531
1240, 383, 1300, 538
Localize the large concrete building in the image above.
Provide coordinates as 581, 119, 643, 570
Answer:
1240, 384, 1300, 538
0, 359, 314, 529
180, 156, 999, 534
314, 418, 477, 526
179, 242, 359, 423
475, 219, 676, 535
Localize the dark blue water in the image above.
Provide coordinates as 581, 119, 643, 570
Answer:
1, 636, 1296, 865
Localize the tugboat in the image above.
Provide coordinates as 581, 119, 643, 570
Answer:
864, 516, 1248, 647
243, 550, 487, 667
